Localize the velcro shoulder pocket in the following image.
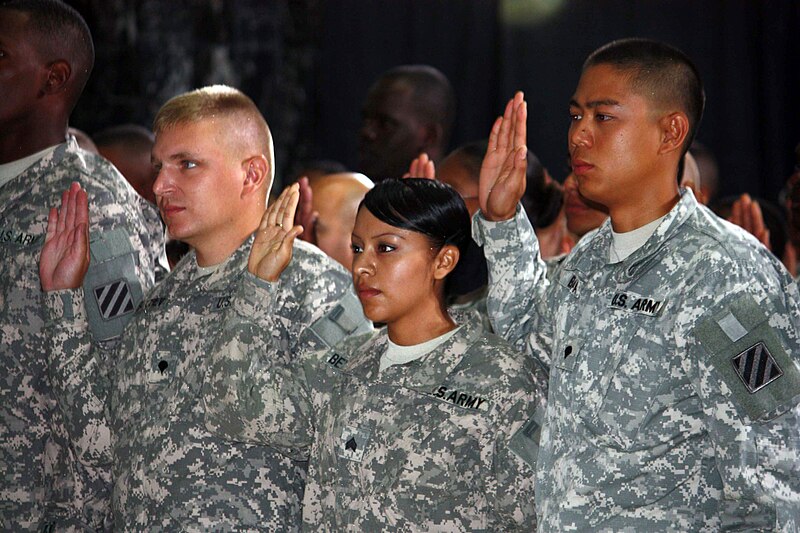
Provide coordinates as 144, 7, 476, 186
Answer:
83, 228, 143, 341
693, 294, 800, 422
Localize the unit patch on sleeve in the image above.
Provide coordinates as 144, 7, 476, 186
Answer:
93, 279, 135, 320
694, 293, 800, 422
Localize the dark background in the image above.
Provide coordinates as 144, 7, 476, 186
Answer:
67, 0, 800, 203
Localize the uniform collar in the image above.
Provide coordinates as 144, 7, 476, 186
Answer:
571, 188, 698, 279
176, 234, 252, 291
346, 318, 482, 394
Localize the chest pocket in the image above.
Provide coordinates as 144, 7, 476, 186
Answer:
556, 305, 671, 449
331, 383, 483, 500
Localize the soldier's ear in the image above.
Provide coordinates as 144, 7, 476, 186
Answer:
42, 60, 71, 95
433, 245, 459, 280
241, 155, 269, 197
658, 112, 689, 156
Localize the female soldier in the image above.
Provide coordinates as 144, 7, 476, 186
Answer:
204, 98, 545, 531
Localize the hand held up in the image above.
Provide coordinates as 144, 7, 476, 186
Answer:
248, 183, 304, 282
39, 182, 90, 291
478, 91, 528, 222
403, 152, 436, 180
295, 176, 318, 244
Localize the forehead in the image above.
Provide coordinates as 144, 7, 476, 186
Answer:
364, 80, 415, 115
571, 64, 640, 104
0, 9, 37, 50
438, 154, 478, 193
153, 119, 223, 156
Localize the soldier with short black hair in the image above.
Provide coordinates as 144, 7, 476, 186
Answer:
475, 39, 800, 530
0, 0, 165, 529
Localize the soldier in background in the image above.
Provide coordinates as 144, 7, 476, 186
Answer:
39, 85, 366, 529
475, 40, 800, 530
0, 0, 164, 529
358, 65, 455, 182
95, 123, 169, 275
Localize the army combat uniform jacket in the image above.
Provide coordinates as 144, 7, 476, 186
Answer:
0, 138, 164, 531
44, 238, 355, 531
205, 300, 547, 531
474, 189, 800, 531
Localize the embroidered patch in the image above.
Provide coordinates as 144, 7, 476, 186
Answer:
732, 341, 783, 394
93, 279, 134, 320
338, 425, 371, 463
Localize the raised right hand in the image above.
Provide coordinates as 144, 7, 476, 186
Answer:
295, 176, 318, 244
403, 152, 436, 180
478, 91, 528, 221
248, 184, 304, 282
39, 182, 90, 291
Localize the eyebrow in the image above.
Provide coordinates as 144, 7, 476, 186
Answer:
569, 98, 621, 109
351, 231, 406, 240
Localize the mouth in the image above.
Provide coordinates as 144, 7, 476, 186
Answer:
160, 204, 185, 218
357, 286, 381, 299
571, 158, 594, 175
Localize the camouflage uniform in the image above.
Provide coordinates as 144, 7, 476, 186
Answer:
205, 299, 547, 531
136, 197, 167, 282
44, 237, 354, 531
0, 137, 164, 531
474, 189, 800, 531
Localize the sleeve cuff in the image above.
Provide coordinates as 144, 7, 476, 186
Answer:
472, 204, 540, 257
233, 271, 280, 318
44, 288, 87, 324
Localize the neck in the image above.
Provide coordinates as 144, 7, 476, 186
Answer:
609, 184, 680, 233
193, 218, 259, 267
387, 296, 456, 346
0, 116, 67, 164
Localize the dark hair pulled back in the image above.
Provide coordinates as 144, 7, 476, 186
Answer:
359, 178, 471, 257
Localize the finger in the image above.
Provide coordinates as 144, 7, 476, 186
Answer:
280, 185, 300, 231
750, 199, 765, 235
729, 198, 742, 225
63, 185, 78, 236
56, 189, 69, 234
76, 187, 89, 229
424, 159, 435, 180
496, 97, 515, 153
266, 187, 290, 228
45, 207, 58, 243
761, 228, 771, 249
281, 225, 303, 251
486, 116, 503, 154
740, 194, 753, 231
514, 99, 528, 151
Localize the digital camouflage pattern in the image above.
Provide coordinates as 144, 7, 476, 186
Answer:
205, 298, 547, 531
474, 189, 800, 531
0, 137, 164, 531
44, 237, 354, 530
136, 197, 167, 283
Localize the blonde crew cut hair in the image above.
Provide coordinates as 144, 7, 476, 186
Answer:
153, 85, 275, 183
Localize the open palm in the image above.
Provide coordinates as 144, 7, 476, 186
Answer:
478, 91, 528, 221
248, 183, 304, 282
39, 182, 90, 291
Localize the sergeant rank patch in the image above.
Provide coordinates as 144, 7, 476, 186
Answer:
94, 279, 134, 320
732, 341, 783, 394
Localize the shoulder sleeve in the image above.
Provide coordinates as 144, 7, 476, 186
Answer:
473, 205, 555, 367
43, 288, 113, 468
679, 255, 800, 527
480, 338, 547, 530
